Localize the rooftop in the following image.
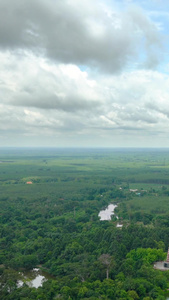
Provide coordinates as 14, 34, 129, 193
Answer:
154, 261, 169, 271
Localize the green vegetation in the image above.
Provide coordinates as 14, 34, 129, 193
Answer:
1, 148, 169, 299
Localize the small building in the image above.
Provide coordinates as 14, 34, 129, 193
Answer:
136, 193, 141, 196
164, 248, 169, 268
154, 248, 169, 270
26, 181, 33, 184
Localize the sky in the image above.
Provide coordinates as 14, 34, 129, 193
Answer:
1, 0, 169, 148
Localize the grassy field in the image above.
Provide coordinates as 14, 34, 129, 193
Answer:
1, 147, 169, 219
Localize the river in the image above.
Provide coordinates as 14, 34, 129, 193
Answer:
17, 268, 53, 288
98, 203, 123, 227
98, 204, 118, 220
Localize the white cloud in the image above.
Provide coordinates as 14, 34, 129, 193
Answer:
0, 51, 169, 145
0, 0, 164, 73
0, 52, 102, 112
0, 0, 168, 147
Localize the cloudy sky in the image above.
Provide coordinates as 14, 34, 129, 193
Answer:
1, 0, 169, 147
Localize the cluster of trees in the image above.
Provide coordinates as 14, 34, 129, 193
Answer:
1, 149, 169, 299
1, 195, 169, 299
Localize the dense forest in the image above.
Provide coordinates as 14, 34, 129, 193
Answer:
1, 148, 169, 299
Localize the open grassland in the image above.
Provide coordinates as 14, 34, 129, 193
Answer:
125, 195, 169, 215
1, 147, 169, 223
1, 148, 169, 196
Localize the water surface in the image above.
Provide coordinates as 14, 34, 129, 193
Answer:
18, 268, 52, 288
98, 204, 117, 221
